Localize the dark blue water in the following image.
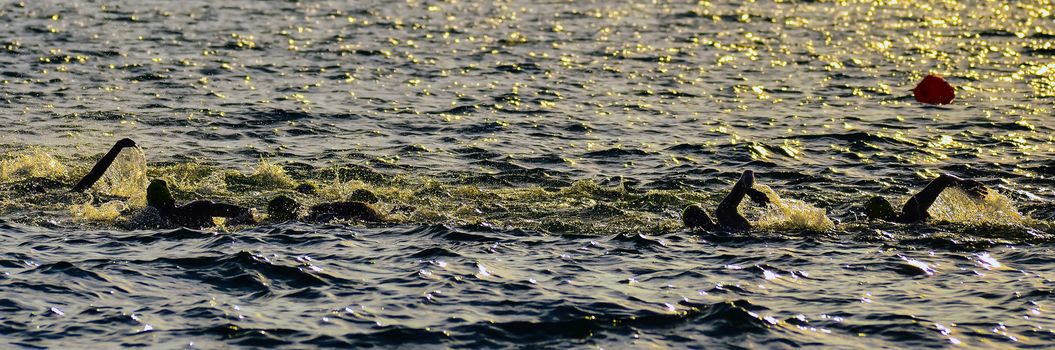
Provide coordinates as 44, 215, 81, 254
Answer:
3, 221, 1054, 348
2, 0, 1054, 348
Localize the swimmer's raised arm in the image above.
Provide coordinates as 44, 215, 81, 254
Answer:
898, 173, 988, 223
715, 170, 758, 230
71, 138, 138, 193
682, 170, 772, 231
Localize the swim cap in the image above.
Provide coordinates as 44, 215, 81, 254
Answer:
864, 196, 897, 221
268, 194, 302, 221
146, 179, 175, 209
682, 204, 715, 229
349, 188, 379, 203
295, 182, 317, 195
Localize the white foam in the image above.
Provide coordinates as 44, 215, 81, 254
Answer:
751, 184, 835, 231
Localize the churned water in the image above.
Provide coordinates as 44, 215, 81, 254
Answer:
1, 0, 1054, 348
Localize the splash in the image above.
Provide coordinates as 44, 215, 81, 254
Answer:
750, 185, 835, 232
307, 175, 677, 234
928, 187, 1027, 226
0, 148, 1040, 238
70, 200, 127, 222
154, 162, 228, 196
243, 159, 296, 189
0, 150, 68, 183
318, 178, 382, 203
96, 147, 149, 206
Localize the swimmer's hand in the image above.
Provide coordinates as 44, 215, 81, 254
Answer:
746, 188, 770, 206
956, 179, 988, 199
737, 170, 755, 190
116, 138, 138, 149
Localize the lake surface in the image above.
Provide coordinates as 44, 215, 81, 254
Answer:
1, 0, 1054, 348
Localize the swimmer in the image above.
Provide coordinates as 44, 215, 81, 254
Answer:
71, 138, 139, 193
143, 179, 256, 229
267, 193, 383, 223
682, 170, 771, 231
864, 173, 987, 223
71, 138, 255, 229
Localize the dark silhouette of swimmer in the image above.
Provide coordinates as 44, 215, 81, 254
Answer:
146, 179, 255, 228
69, 138, 255, 229
267, 194, 383, 223
864, 173, 987, 223
682, 170, 771, 231
71, 138, 139, 193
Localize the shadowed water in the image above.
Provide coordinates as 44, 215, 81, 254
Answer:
3, 222, 1055, 348
1, 0, 1054, 348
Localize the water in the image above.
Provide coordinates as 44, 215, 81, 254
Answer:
1, 0, 1054, 347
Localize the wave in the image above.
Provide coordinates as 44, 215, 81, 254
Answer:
143, 251, 336, 295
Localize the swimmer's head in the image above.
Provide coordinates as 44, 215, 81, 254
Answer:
295, 182, 317, 195
349, 188, 379, 203
268, 194, 302, 221
146, 179, 175, 209
681, 204, 714, 230
864, 196, 897, 221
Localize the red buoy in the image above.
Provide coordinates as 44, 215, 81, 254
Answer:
913, 74, 955, 105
